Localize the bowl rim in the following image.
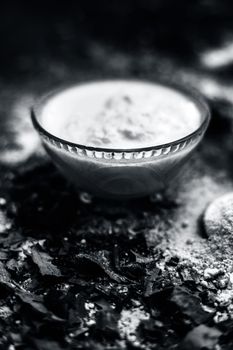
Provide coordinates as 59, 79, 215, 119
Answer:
31, 78, 211, 154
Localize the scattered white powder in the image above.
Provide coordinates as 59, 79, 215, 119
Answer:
201, 40, 233, 69
118, 303, 149, 345
84, 302, 97, 326
41, 81, 201, 148
0, 210, 12, 234
0, 95, 41, 165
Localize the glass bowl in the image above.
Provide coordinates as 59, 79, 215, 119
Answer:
31, 80, 210, 199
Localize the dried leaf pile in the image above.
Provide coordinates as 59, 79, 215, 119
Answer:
0, 148, 232, 349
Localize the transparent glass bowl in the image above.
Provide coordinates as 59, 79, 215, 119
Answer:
31, 80, 210, 198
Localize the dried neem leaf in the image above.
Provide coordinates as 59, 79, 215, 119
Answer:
179, 325, 222, 350
0, 261, 11, 283
76, 251, 128, 283
144, 267, 172, 297
120, 262, 145, 279
0, 230, 24, 248
219, 328, 233, 350
93, 299, 120, 340
131, 250, 157, 265
99, 283, 132, 302
0, 251, 8, 260
138, 318, 166, 342
17, 291, 65, 322
8, 332, 23, 348
170, 287, 212, 324
17, 292, 52, 315
30, 338, 66, 350
67, 293, 88, 326
167, 256, 180, 267
0, 261, 17, 293
31, 246, 62, 277
94, 311, 120, 340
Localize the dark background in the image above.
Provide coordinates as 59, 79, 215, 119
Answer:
0, 1, 233, 350
0, 0, 233, 80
